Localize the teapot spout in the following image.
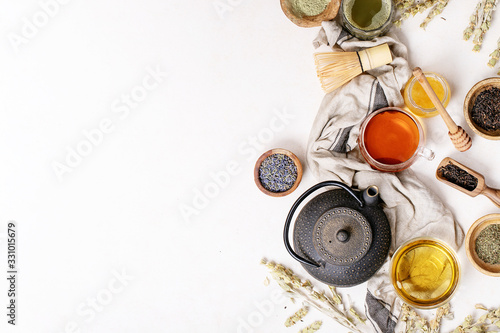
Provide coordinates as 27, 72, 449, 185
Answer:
363, 185, 379, 206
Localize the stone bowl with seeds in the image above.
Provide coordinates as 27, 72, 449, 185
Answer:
254, 148, 302, 197
464, 77, 500, 140
465, 214, 500, 277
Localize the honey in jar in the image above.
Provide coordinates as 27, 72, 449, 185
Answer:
404, 72, 450, 118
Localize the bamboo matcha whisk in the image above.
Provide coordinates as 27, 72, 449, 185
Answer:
314, 43, 393, 93
413, 67, 472, 152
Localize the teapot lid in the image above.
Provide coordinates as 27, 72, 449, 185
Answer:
313, 207, 372, 266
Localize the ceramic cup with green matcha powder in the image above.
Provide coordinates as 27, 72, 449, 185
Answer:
290, 0, 331, 17
340, 0, 393, 39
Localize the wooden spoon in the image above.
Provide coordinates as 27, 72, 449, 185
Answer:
436, 157, 500, 207
413, 67, 472, 152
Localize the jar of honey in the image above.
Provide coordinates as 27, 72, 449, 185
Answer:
403, 72, 450, 118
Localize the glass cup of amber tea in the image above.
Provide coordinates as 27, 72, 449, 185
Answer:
358, 107, 434, 172
390, 238, 461, 309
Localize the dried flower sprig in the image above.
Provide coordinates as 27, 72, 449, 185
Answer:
394, 0, 438, 27
285, 306, 309, 327
488, 38, 500, 74
261, 259, 366, 332
299, 320, 322, 333
328, 286, 342, 305
472, 0, 497, 52
420, 0, 450, 29
464, 2, 483, 40
463, 0, 498, 52
393, 0, 450, 28
399, 303, 453, 333
452, 304, 500, 332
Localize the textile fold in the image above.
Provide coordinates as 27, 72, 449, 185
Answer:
307, 21, 464, 333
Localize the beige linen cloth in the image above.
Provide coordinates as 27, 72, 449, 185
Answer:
307, 21, 464, 333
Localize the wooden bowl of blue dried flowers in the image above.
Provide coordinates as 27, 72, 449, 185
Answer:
254, 148, 302, 197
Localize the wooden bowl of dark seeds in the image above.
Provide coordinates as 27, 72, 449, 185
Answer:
465, 214, 500, 277
254, 148, 302, 197
464, 78, 500, 140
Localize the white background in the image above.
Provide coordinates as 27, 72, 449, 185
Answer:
0, 0, 499, 332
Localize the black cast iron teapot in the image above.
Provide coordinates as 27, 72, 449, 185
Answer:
284, 181, 391, 287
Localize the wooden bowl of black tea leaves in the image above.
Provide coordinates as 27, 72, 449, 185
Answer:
464, 78, 500, 140
254, 148, 302, 197
465, 214, 500, 277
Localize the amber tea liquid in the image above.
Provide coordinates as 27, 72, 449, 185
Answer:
391, 239, 460, 308
363, 110, 420, 165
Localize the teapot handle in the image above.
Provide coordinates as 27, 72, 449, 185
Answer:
284, 181, 364, 268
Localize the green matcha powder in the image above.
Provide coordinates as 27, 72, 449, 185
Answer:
291, 0, 331, 17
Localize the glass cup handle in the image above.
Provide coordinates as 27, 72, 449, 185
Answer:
418, 147, 435, 161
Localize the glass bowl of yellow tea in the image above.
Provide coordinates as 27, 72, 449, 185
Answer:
404, 72, 451, 118
358, 107, 434, 172
390, 238, 460, 309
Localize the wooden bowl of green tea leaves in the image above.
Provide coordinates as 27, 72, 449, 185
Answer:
464, 78, 500, 140
465, 214, 500, 277
254, 148, 302, 197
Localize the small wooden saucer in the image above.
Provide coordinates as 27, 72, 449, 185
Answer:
465, 214, 500, 277
254, 148, 302, 197
464, 77, 500, 140
280, 0, 340, 27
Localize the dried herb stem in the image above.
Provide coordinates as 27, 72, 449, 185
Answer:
464, 2, 483, 40
472, 0, 497, 52
399, 303, 453, 333
393, 0, 449, 28
420, 0, 450, 29
488, 37, 500, 68
285, 306, 309, 327
299, 320, 322, 333
261, 259, 365, 332
463, 0, 498, 52
394, 0, 438, 26
452, 304, 500, 332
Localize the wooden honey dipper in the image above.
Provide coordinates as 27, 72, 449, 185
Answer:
413, 67, 472, 152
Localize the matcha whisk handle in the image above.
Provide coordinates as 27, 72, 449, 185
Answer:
413, 67, 472, 152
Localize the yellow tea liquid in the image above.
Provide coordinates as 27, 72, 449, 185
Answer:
363, 110, 419, 165
391, 239, 459, 307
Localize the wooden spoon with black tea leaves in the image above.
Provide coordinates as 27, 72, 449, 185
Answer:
436, 157, 500, 208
